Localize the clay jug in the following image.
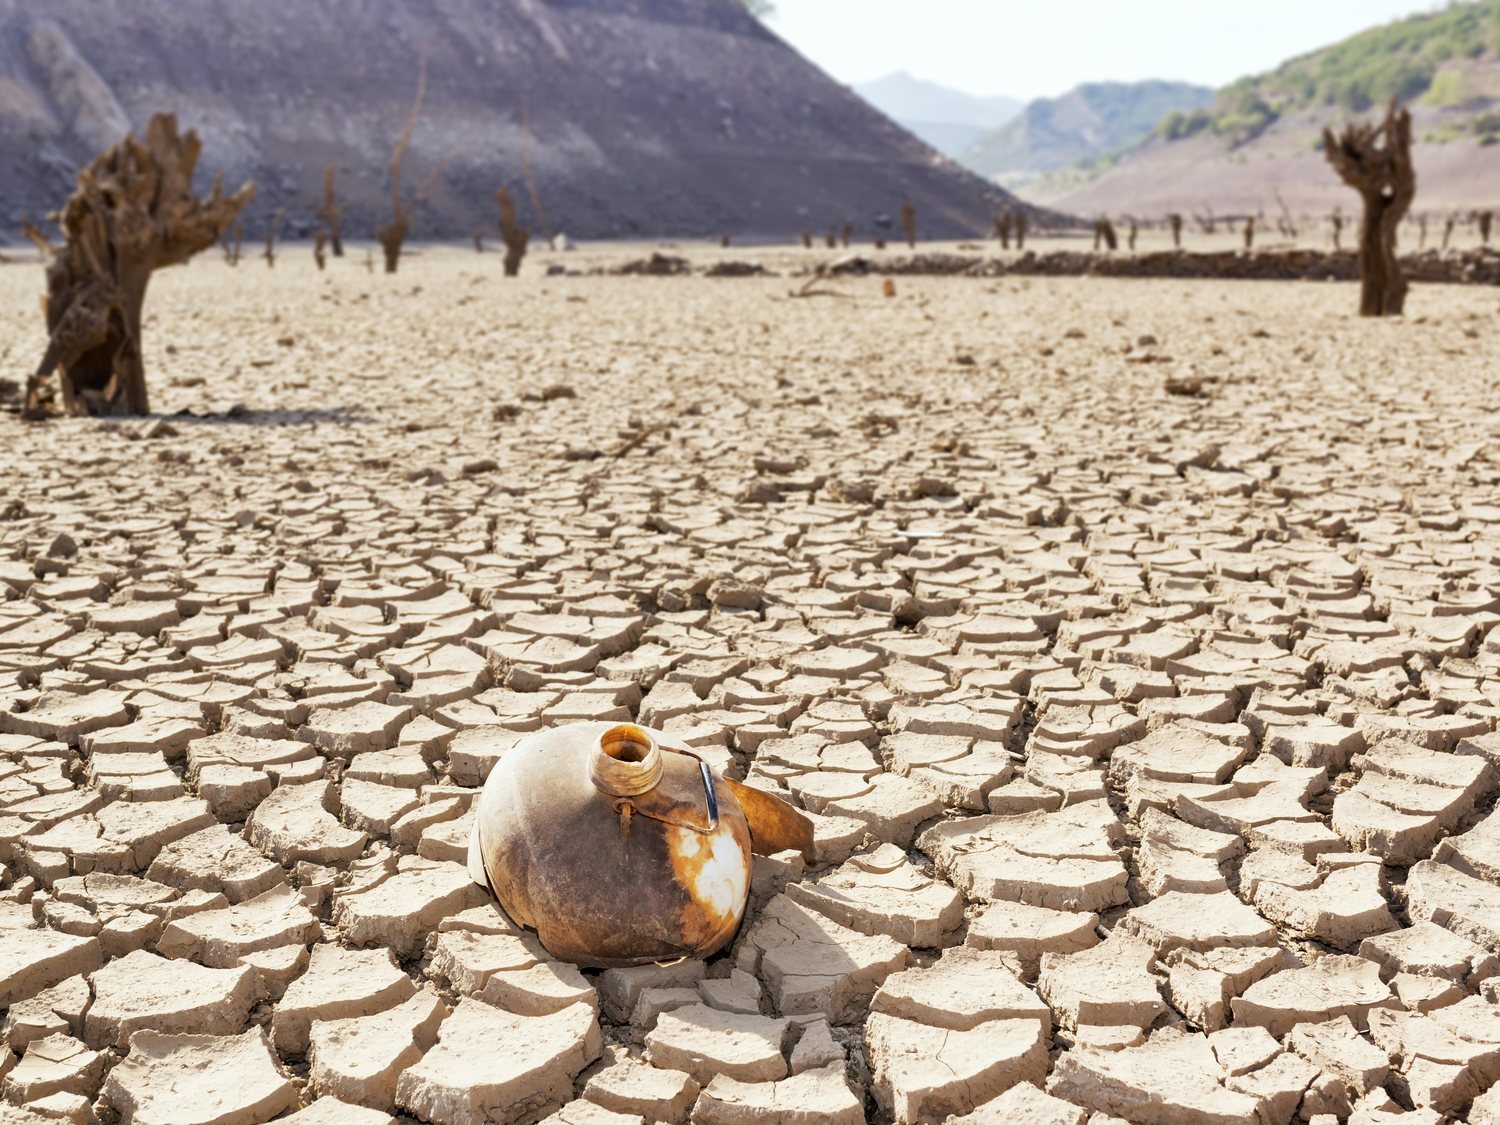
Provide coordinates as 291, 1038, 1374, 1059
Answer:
467, 721, 814, 968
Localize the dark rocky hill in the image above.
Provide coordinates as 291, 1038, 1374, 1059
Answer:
0, 0, 1033, 241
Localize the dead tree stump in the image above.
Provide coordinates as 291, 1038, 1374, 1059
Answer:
496, 187, 530, 277
900, 201, 916, 248
27, 114, 253, 417
996, 209, 1012, 250
377, 58, 435, 275
319, 167, 345, 257
221, 221, 245, 266
1323, 99, 1415, 317
262, 205, 287, 269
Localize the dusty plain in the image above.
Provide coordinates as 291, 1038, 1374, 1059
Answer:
2, 240, 1500, 1124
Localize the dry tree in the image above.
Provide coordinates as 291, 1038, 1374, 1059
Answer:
1092, 218, 1117, 252
1323, 98, 1415, 316
1478, 210, 1494, 246
1443, 214, 1456, 251
221, 221, 245, 266
495, 187, 531, 277
824, 230, 838, 249
1168, 212, 1183, 248
995, 208, 1012, 250
1417, 213, 1428, 251
801, 232, 813, 249
313, 229, 328, 270
377, 56, 442, 275
1127, 218, 1138, 252
262, 204, 288, 268
1330, 207, 1345, 251
1243, 215, 1255, 252
26, 114, 253, 416
841, 221, 852, 248
1015, 211, 1028, 250
319, 166, 345, 257
900, 201, 917, 248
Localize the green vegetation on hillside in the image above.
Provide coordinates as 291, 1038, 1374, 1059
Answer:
1159, 0, 1500, 146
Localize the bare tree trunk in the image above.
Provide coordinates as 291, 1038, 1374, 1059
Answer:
1323, 99, 1415, 317
26, 114, 253, 417
320, 166, 344, 256
900, 201, 916, 249
378, 57, 428, 276
496, 187, 530, 278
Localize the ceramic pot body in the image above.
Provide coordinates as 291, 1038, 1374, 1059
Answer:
467, 721, 754, 968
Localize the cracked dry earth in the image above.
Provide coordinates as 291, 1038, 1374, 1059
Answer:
1, 247, 1500, 1125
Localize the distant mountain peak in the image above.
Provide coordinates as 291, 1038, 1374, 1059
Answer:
854, 72, 1022, 159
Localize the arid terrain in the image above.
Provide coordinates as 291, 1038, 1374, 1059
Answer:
2, 244, 1500, 1124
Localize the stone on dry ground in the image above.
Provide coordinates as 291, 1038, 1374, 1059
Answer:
2, 254, 1500, 1121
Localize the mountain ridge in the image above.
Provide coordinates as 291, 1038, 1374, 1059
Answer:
0, 0, 1032, 242
1039, 0, 1500, 213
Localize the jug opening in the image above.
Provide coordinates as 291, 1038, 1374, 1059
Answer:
601, 725, 653, 763
591, 724, 664, 797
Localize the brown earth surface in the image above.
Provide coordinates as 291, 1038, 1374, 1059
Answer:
2, 240, 1500, 1123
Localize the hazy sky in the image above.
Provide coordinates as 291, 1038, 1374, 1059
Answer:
765, 0, 1443, 101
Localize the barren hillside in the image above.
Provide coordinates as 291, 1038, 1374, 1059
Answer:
0, 0, 1027, 241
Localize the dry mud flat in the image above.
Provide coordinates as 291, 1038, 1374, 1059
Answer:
1, 246, 1499, 1124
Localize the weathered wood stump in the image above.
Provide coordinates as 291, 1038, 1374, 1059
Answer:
319, 166, 344, 257
262, 205, 288, 269
1324, 99, 1415, 317
27, 114, 253, 417
496, 187, 530, 278
996, 208, 1012, 250
377, 59, 431, 275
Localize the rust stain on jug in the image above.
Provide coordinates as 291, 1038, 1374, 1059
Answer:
468, 720, 814, 968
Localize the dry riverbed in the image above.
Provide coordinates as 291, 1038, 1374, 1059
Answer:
1, 245, 1499, 1123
